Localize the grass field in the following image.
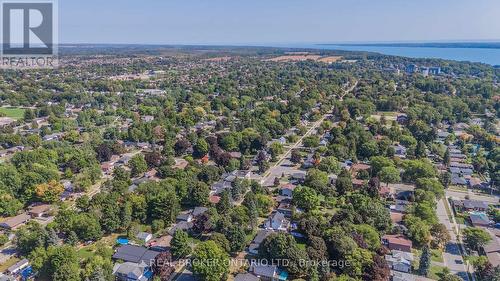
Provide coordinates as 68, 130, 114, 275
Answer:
0, 107, 26, 119
0, 257, 20, 272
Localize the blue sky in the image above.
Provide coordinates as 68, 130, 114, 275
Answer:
59, 0, 500, 45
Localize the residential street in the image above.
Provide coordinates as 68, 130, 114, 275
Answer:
437, 198, 471, 281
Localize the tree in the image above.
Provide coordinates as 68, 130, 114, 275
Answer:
95, 143, 112, 162
31, 245, 81, 281
335, 174, 353, 196
129, 154, 147, 177
225, 226, 246, 253
431, 223, 451, 249
193, 138, 209, 158
192, 241, 229, 281
369, 156, 394, 176
353, 224, 380, 251
404, 215, 431, 246
290, 149, 302, 164
306, 236, 328, 261
33, 180, 64, 203
402, 159, 436, 182
171, 230, 191, 258
0, 191, 23, 216
443, 148, 451, 167
259, 233, 309, 276
416, 178, 444, 199
24, 109, 35, 122
153, 252, 175, 281
370, 254, 390, 281
293, 186, 320, 211
174, 139, 191, 156
0, 234, 8, 246
216, 190, 231, 215
269, 142, 284, 161
15, 221, 48, 256
145, 151, 163, 168
306, 168, 329, 195
463, 227, 492, 251
318, 156, 341, 174
210, 233, 231, 253
419, 245, 431, 277
439, 272, 462, 281
303, 135, 320, 147
378, 166, 400, 186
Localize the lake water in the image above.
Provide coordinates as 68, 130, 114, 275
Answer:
272, 44, 500, 66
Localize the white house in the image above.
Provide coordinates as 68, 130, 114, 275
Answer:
136, 232, 153, 244
385, 250, 413, 273
265, 212, 290, 232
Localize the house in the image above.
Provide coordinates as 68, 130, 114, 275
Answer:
290, 172, 306, 183
382, 234, 413, 253
176, 213, 193, 223
352, 179, 366, 189
229, 152, 242, 159
113, 262, 153, 281
250, 264, 288, 281
172, 159, 189, 170
234, 273, 260, 281
0, 213, 30, 230
6, 258, 29, 275
141, 115, 154, 123
136, 232, 153, 243
168, 221, 193, 235
391, 271, 416, 281
0, 273, 16, 281
28, 204, 52, 218
461, 200, 489, 212
101, 162, 114, 174
350, 163, 371, 177
483, 237, 500, 267
393, 144, 407, 158
112, 245, 161, 266
470, 213, 491, 227
390, 200, 410, 213
192, 207, 208, 217
279, 183, 296, 197
396, 114, 408, 125
276, 202, 293, 218
379, 186, 392, 199
265, 212, 290, 232
468, 177, 484, 189
390, 212, 404, 224
385, 250, 413, 273
42, 133, 63, 141
248, 229, 274, 255
451, 174, 467, 186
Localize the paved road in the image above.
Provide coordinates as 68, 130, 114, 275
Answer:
437, 199, 471, 281
446, 189, 498, 204
259, 112, 329, 186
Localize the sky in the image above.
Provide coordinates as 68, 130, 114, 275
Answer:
59, 0, 500, 45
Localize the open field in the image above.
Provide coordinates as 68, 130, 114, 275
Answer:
266, 54, 322, 62
0, 107, 25, 119
317, 56, 342, 63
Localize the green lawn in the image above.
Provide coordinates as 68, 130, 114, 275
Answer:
413, 248, 444, 265
0, 107, 26, 119
77, 247, 95, 260
429, 265, 448, 280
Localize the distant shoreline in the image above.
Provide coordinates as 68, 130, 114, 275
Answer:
318, 42, 500, 49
